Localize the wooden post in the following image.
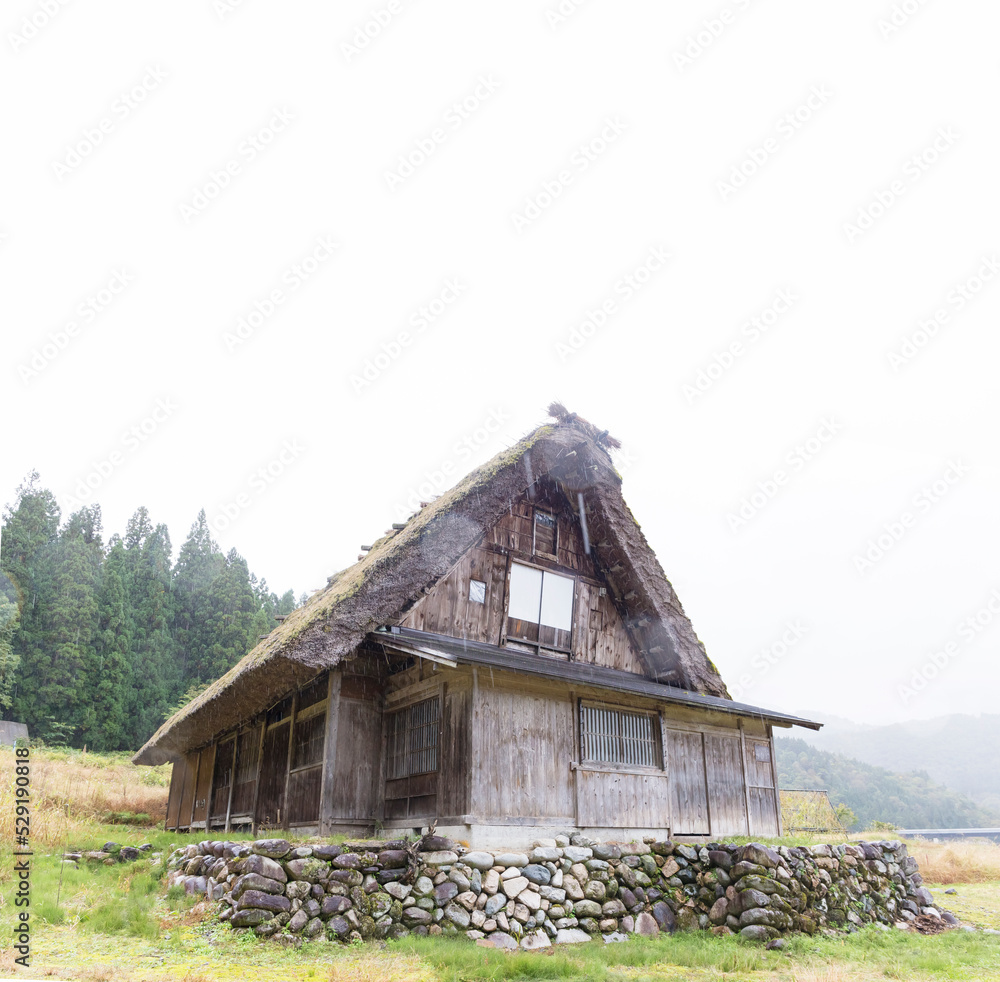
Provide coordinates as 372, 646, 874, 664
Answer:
467, 668, 478, 822
699, 732, 712, 838
738, 719, 753, 837
318, 672, 342, 835
658, 712, 671, 836
224, 735, 237, 833
282, 692, 299, 830
188, 751, 201, 829
767, 724, 783, 836
249, 720, 266, 835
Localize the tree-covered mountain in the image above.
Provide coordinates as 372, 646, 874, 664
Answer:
775, 736, 1000, 831
788, 712, 1000, 814
0, 472, 298, 750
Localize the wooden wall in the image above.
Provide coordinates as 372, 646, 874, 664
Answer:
399, 485, 647, 675
161, 664, 783, 840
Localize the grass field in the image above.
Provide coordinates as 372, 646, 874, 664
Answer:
2, 747, 999, 981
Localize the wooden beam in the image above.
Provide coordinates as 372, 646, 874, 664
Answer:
318, 672, 342, 835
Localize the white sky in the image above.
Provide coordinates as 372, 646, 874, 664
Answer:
5, 0, 999, 728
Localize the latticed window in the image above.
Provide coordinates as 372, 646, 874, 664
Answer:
387, 697, 440, 779
580, 703, 661, 768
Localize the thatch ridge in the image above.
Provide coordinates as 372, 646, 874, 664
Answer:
133, 414, 728, 765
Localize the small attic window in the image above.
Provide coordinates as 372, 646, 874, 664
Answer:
533, 510, 557, 557
469, 579, 486, 604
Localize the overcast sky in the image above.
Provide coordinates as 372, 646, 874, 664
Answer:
5, 0, 999, 728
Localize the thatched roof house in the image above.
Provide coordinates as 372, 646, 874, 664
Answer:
138, 406, 818, 847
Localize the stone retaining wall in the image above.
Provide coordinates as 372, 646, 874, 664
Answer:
165, 832, 956, 949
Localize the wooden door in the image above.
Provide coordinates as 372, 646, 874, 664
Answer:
666, 729, 710, 835
191, 744, 215, 827
256, 723, 290, 827
745, 737, 780, 836
704, 733, 749, 836
176, 751, 199, 829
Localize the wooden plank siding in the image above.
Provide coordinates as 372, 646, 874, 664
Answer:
399, 480, 648, 676
176, 751, 199, 829
576, 768, 671, 827
165, 758, 185, 830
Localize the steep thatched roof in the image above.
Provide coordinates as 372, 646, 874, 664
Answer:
134, 410, 730, 765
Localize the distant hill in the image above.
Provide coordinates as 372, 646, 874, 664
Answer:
790, 712, 1000, 814
775, 737, 1000, 831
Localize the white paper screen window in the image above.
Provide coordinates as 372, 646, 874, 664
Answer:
508, 563, 573, 630
539, 570, 573, 630
469, 579, 486, 604
508, 563, 543, 622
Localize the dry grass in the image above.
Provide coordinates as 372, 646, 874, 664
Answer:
906, 837, 1000, 884
0, 746, 169, 850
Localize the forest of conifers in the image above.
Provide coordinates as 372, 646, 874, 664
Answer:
0, 472, 300, 751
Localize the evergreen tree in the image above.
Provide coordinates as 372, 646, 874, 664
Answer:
2, 475, 61, 731
81, 542, 131, 749
22, 506, 103, 743
121, 515, 177, 748
173, 510, 224, 687
201, 548, 260, 683
0, 593, 20, 712
277, 589, 296, 616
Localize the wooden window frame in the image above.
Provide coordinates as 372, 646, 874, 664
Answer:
505, 560, 575, 653
578, 700, 663, 772
386, 696, 441, 781
532, 509, 558, 559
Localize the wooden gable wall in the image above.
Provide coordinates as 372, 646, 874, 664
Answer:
398, 483, 648, 675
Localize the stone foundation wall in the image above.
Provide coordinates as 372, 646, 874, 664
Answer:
165, 832, 955, 949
